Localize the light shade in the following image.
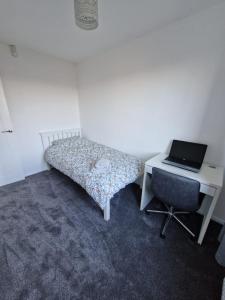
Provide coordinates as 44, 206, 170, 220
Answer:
74, 0, 98, 30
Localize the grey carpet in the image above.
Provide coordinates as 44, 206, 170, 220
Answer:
0, 169, 224, 300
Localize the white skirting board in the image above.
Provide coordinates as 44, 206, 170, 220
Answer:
211, 216, 225, 225
198, 194, 225, 225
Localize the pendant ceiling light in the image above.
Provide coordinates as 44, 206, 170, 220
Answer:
74, 0, 98, 30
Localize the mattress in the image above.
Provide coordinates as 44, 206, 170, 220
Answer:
45, 137, 144, 209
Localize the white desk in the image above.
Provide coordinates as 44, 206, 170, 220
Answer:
140, 153, 224, 245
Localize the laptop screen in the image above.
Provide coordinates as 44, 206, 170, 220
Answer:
169, 140, 207, 165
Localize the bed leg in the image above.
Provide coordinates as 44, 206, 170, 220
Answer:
46, 163, 52, 171
104, 201, 110, 221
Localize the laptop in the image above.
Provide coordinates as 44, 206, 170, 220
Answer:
163, 140, 208, 173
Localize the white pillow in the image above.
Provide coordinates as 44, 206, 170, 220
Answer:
52, 136, 80, 146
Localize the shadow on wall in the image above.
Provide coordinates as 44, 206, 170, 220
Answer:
78, 2, 225, 158
196, 49, 225, 220
79, 49, 222, 160
197, 51, 225, 166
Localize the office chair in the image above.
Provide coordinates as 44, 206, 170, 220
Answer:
146, 167, 201, 239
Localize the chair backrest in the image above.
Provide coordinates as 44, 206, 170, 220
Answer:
151, 167, 201, 212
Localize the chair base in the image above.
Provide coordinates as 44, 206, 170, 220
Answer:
146, 206, 195, 238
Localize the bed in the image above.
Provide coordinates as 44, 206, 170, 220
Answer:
40, 128, 143, 221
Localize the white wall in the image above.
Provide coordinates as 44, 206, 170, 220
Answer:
77, 3, 225, 222
0, 43, 80, 176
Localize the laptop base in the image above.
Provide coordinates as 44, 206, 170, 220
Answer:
162, 159, 200, 173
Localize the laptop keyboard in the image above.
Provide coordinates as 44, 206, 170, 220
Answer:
166, 157, 200, 169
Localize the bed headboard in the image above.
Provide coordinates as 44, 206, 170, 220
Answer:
39, 128, 82, 151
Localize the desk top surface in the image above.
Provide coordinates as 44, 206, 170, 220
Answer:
145, 153, 224, 189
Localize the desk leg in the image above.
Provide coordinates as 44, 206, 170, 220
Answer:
197, 188, 221, 245
140, 171, 154, 210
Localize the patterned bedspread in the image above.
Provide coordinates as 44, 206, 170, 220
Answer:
45, 137, 144, 209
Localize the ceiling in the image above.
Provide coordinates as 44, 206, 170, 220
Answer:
0, 0, 224, 63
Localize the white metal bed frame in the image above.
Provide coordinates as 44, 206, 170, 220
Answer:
39, 128, 110, 221
39, 128, 82, 151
